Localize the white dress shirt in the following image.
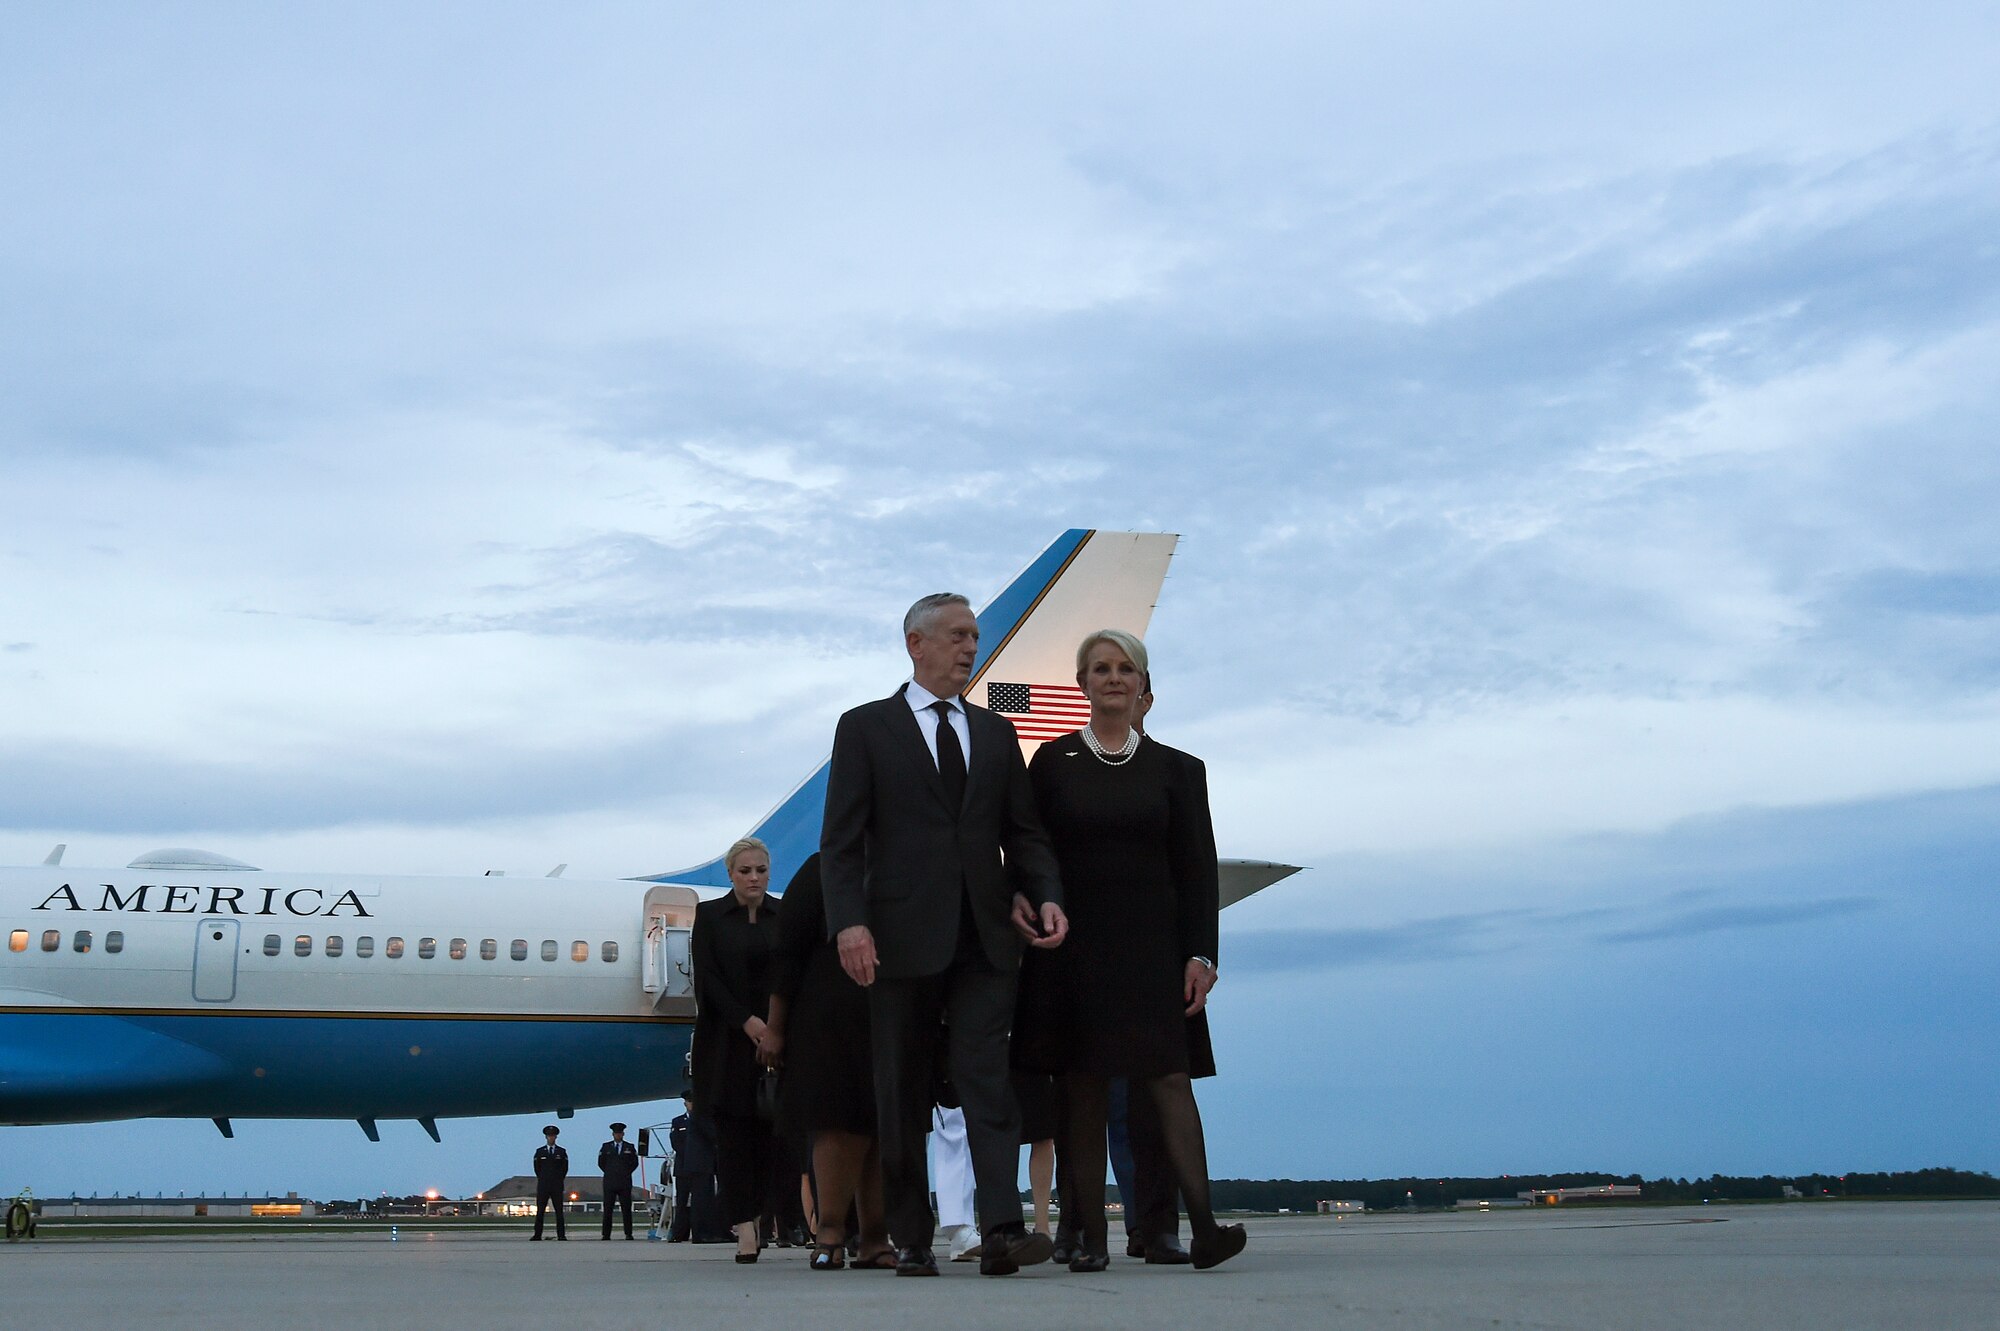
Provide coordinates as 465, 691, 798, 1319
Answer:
905, 679, 971, 770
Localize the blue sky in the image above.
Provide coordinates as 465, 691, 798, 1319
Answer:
3, 3, 1997, 1199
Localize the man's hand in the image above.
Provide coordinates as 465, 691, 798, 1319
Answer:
837, 924, 878, 987
1183, 958, 1217, 1015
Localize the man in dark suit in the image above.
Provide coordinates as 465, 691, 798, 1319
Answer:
598, 1121, 640, 1239
530, 1124, 568, 1240
822, 592, 1069, 1277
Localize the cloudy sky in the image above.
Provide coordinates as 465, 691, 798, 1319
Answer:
4, 3, 1997, 1199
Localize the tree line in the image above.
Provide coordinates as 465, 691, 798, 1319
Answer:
1209, 1166, 1999, 1212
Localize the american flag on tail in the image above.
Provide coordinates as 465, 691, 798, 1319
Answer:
984, 681, 1091, 742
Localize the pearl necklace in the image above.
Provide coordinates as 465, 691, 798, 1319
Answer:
1080, 724, 1141, 765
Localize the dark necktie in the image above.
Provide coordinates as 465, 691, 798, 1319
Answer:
930, 700, 967, 808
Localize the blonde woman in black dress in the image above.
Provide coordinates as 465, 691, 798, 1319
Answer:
1022, 630, 1246, 1271
691, 836, 782, 1263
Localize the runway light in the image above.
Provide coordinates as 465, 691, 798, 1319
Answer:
426, 1189, 439, 1201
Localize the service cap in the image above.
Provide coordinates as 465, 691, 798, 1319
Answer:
609, 1122, 627, 1132
543, 1125, 560, 1136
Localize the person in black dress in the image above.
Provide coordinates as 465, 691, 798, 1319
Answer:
1021, 629, 1246, 1272
691, 835, 783, 1263
763, 853, 895, 1270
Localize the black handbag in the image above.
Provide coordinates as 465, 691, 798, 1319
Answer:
754, 1066, 782, 1123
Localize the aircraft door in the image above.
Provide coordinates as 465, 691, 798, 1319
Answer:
640, 885, 697, 1004
193, 918, 240, 1002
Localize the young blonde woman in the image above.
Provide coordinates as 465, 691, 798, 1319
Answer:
691, 836, 782, 1263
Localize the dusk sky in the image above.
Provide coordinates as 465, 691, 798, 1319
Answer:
4, 3, 1997, 1200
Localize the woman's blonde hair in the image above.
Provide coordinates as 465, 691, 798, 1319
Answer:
1075, 628, 1150, 685
724, 836, 770, 872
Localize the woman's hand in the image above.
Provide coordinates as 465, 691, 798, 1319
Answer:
756, 1024, 785, 1068
1012, 894, 1069, 948
1183, 958, 1217, 1015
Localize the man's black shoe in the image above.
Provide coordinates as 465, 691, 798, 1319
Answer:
1143, 1236, 1193, 1265
895, 1247, 939, 1277
979, 1224, 1053, 1276
1126, 1235, 1146, 1258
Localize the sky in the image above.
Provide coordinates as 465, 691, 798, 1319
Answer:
3, 2, 1997, 1200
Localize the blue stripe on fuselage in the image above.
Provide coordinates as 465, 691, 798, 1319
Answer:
0, 1011, 690, 1125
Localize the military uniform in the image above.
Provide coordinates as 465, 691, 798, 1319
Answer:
599, 1124, 640, 1239
531, 1129, 569, 1239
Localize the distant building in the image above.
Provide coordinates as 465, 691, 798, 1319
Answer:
1517, 1185, 1642, 1205
465, 1176, 612, 1217
1455, 1197, 1531, 1210
1316, 1200, 1366, 1214
41, 1192, 317, 1218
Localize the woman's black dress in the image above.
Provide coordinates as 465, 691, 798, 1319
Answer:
1016, 732, 1219, 1079
691, 888, 781, 1226
768, 854, 875, 1138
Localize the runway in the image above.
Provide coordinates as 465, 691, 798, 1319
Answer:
8, 1202, 1996, 1328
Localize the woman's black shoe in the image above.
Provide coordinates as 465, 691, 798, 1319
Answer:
1051, 1237, 1081, 1265
1067, 1250, 1110, 1273
1189, 1224, 1246, 1270
734, 1249, 759, 1264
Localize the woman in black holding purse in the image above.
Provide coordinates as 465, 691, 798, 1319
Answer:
691, 836, 783, 1263
1020, 630, 1246, 1272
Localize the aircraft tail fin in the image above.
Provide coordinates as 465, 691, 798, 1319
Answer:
640, 529, 1178, 893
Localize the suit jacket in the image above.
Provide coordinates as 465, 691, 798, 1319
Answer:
821, 685, 1063, 978
532, 1143, 568, 1188
598, 1139, 639, 1186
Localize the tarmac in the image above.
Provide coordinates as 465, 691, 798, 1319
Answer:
7, 1201, 1997, 1329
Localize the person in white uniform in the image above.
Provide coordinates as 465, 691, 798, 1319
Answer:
930, 1105, 982, 1261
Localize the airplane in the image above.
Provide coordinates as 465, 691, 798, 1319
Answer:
1, 529, 1298, 1138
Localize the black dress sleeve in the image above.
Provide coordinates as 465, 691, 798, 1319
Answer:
769, 854, 824, 1005
1000, 721, 1063, 908
1166, 749, 1221, 966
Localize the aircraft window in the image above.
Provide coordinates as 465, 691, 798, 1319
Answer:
601, 941, 618, 963
7, 930, 25, 952
325, 936, 344, 958
418, 937, 437, 960
511, 939, 528, 961
570, 940, 588, 963
386, 937, 405, 959
540, 940, 557, 962
41, 930, 60, 951
263, 934, 281, 957
356, 936, 374, 958
294, 935, 313, 957
74, 930, 93, 953
480, 939, 497, 961
106, 931, 124, 954
449, 938, 467, 960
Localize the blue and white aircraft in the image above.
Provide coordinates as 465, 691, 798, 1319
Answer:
0, 529, 1296, 1138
